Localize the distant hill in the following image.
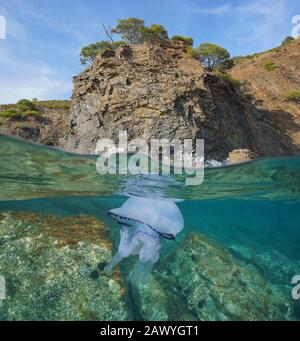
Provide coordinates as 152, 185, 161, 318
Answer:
230, 38, 300, 152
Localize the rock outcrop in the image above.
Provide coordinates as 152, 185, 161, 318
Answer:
1, 41, 299, 160
63, 42, 299, 160
227, 149, 258, 164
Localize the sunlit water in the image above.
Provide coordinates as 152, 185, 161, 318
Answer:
0, 134, 300, 320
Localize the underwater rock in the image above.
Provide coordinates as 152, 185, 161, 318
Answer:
229, 244, 254, 263
0, 212, 127, 321
128, 272, 197, 321
252, 249, 300, 285
158, 233, 293, 321
229, 244, 300, 285
128, 274, 169, 321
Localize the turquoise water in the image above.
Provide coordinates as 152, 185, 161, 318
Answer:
0, 133, 300, 320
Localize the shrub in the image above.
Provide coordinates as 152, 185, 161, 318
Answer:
22, 109, 40, 116
264, 61, 278, 71
214, 70, 242, 87
286, 90, 300, 101
186, 46, 199, 58
141, 24, 169, 43
0, 99, 40, 119
218, 58, 235, 70
171, 35, 194, 46
0, 108, 20, 118
16, 99, 36, 111
282, 36, 294, 45
36, 100, 71, 111
80, 41, 124, 65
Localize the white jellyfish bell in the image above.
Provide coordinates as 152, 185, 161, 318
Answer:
104, 196, 184, 283
108, 197, 184, 239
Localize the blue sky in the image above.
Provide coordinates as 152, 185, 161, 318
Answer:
0, 0, 299, 103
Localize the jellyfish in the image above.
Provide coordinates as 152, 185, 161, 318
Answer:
104, 196, 184, 283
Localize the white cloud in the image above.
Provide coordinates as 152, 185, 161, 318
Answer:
0, 48, 71, 103
192, 0, 288, 51
193, 4, 231, 15
192, 0, 286, 18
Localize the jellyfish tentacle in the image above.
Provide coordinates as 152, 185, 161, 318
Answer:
104, 252, 124, 276
131, 260, 155, 284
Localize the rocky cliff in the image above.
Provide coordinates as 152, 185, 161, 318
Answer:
62, 41, 300, 160
1, 40, 300, 160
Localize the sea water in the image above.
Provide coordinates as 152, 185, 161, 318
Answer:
0, 134, 299, 321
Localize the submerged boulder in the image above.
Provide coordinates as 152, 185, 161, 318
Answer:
132, 233, 294, 321
252, 249, 300, 285
230, 244, 300, 285
164, 234, 292, 320
0, 212, 127, 321
128, 272, 197, 321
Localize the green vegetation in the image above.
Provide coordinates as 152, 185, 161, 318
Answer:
0, 99, 70, 122
35, 100, 71, 111
171, 35, 194, 46
191, 43, 230, 71
0, 99, 40, 119
264, 61, 278, 71
80, 17, 233, 72
214, 70, 242, 87
112, 17, 146, 45
80, 41, 124, 65
282, 36, 294, 45
80, 18, 170, 64
186, 46, 198, 58
286, 90, 300, 101
230, 35, 297, 68
141, 24, 169, 43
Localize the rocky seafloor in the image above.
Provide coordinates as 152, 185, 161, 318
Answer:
0, 211, 299, 321
0, 212, 127, 320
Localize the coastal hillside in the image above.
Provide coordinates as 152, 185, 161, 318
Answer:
0, 100, 70, 147
230, 38, 300, 152
1, 39, 300, 161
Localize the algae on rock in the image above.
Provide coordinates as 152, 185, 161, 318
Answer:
131, 233, 294, 321
0, 212, 127, 321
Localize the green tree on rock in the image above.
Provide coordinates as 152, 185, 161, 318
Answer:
112, 17, 145, 45
282, 36, 294, 45
171, 35, 194, 46
195, 43, 230, 71
141, 24, 169, 43
80, 41, 123, 65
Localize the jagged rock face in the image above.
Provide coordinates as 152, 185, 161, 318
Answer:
64, 43, 206, 154
65, 43, 298, 160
